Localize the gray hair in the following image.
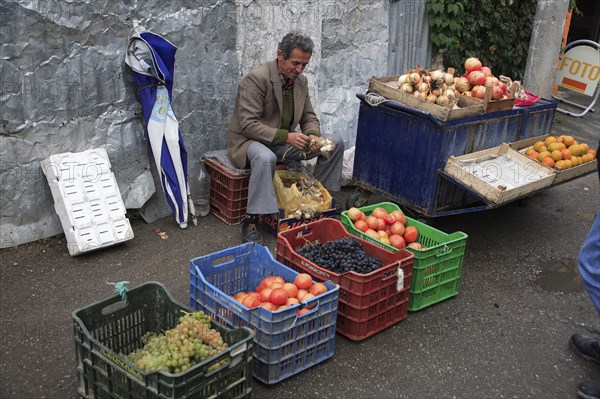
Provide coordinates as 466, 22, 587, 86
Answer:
278, 32, 314, 59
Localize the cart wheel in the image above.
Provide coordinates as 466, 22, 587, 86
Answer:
346, 191, 370, 209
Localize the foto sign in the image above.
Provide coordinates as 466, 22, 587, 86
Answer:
555, 45, 600, 96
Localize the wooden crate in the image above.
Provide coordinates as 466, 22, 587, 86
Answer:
444, 143, 556, 205
468, 85, 515, 113
509, 134, 598, 184
368, 76, 484, 121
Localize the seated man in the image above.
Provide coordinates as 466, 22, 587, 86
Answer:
227, 32, 344, 243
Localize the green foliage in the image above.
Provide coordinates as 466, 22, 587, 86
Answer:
426, 0, 538, 80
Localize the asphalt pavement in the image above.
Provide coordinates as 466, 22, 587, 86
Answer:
0, 97, 599, 399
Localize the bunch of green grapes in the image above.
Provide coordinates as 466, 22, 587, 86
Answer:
126, 311, 229, 374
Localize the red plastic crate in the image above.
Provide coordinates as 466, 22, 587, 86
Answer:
276, 219, 414, 341
336, 297, 409, 341
204, 158, 250, 225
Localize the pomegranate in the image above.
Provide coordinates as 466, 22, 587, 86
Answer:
485, 76, 499, 87
499, 81, 508, 93
492, 85, 504, 100
481, 66, 493, 76
471, 85, 486, 99
464, 57, 483, 73
467, 71, 486, 86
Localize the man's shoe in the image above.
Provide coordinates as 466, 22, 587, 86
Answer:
242, 222, 264, 244
577, 379, 600, 399
571, 333, 600, 364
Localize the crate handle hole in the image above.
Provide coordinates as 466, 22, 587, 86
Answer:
101, 300, 128, 316
211, 254, 234, 266
436, 244, 452, 257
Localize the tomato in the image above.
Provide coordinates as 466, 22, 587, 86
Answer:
297, 308, 311, 316
259, 288, 272, 303
404, 226, 418, 243
294, 273, 313, 290
309, 282, 328, 296
372, 207, 388, 219
241, 295, 260, 309
300, 293, 315, 301
391, 210, 406, 225
389, 221, 405, 236
296, 289, 308, 301
354, 220, 368, 232
270, 288, 289, 306
389, 234, 406, 249
384, 214, 397, 225
260, 302, 277, 311
282, 282, 299, 298
285, 297, 300, 306
366, 216, 379, 230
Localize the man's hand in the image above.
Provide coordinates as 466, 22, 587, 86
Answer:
307, 134, 322, 153
287, 132, 310, 150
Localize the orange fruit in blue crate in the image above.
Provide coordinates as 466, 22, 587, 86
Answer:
294, 273, 313, 290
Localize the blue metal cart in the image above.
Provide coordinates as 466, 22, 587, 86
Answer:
347, 93, 588, 219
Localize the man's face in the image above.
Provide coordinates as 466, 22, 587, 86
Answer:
277, 48, 311, 81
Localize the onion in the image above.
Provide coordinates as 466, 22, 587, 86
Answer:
398, 74, 409, 85
455, 77, 471, 93
417, 82, 430, 93
400, 83, 414, 94
444, 89, 456, 101
444, 73, 454, 85
436, 95, 450, 106
426, 94, 437, 103
414, 91, 428, 100
422, 75, 432, 84
409, 73, 421, 85
429, 69, 445, 82
431, 88, 442, 97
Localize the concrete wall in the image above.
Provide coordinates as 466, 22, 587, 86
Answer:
0, 0, 394, 248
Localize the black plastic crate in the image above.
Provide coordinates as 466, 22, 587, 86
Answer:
73, 282, 254, 399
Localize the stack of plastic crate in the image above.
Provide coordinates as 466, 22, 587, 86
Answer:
41, 148, 133, 256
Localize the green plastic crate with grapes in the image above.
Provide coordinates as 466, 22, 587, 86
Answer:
341, 202, 468, 311
73, 281, 254, 399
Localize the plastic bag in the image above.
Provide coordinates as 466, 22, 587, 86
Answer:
273, 170, 332, 218
514, 89, 541, 107
342, 146, 355, 186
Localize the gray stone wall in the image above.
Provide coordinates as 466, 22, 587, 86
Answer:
0, 0, 397, 248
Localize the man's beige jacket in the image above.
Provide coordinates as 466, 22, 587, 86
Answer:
227, 59, 320, 169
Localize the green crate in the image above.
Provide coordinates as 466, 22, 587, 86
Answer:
408, 278, 462, 311
341, 202, 468, 311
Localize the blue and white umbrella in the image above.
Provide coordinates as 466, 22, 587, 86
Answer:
125, 23, 194, 228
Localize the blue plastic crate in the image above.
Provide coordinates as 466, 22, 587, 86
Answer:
189, 243, 339, 385
352, 93, 557, 217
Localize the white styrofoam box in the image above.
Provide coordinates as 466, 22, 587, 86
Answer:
41, 148, 134, 256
